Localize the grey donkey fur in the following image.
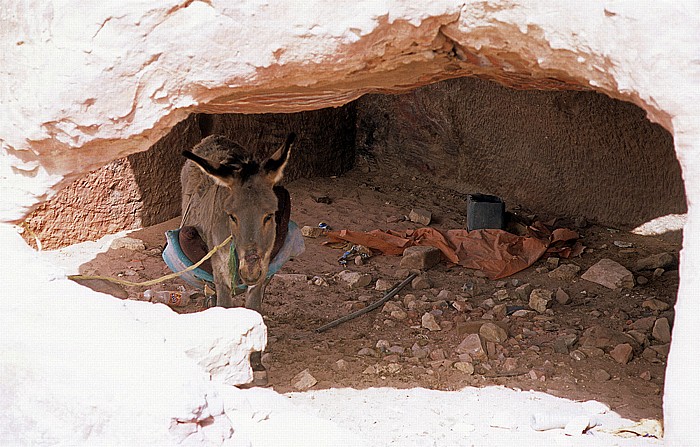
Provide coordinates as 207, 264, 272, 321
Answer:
181, 133, 295, 384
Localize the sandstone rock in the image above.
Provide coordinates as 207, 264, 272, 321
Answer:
421, 312, 441, 331
493, 289, 510, 301
375, 279, 394, 291
581, 259, 634, 289
529, 289, 553, 313
502, 357, 518, 372
301, 225, 325, 238
652, 317, 672, 343
382, 301, 403, 313
411, 342, 430, 359
454, 362, 475, 374
548, 264, 581, 281
546, 257, 560, 269
291, 369, 317, 390
632, 316, 657, 332
456, 334, 487, 361
400, 245, 442, 270
643, 298, 671, 311
376, 339, 391, 352
578, 346, 605, 358
479, 322, 508, 343
554, 288, 571, 305
391, 310, 408, 320
580, 325, 639, 351
553, 334, 578, 354
593, 368, 611, 381
334, 359, 348, 370
357, 347, 378, 357
411, 275, 432, 290
110, 237, 145, 251
408, 208, 432, 226
436, 289, 453, 301
514, 283, 533, 301
337, 270, 372, 289
570, 350, 587, 361
635, 252, 677, 271
653, 268, 665, 277
610, 343, 634, 364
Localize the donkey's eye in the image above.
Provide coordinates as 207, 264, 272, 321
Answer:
229, 214, 238, 224
263, 214, 274, 225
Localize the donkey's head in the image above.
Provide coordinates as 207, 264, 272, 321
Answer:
183, 133, 295, 285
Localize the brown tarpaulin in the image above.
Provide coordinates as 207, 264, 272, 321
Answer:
326, 226, 577, 279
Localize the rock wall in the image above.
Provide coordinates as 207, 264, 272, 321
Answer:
357, 76, 684, 228
2, 1, 700, 444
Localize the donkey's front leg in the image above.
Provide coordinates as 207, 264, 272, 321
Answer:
245, 280, 269, 386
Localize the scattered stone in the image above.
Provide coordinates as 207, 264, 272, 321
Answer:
593, 368, 611, 381
642, 347, 658, 361
334, 359, 348, 370
456, 334, 487, 361
421, 312, 441, 331
310, 275, 329, 287
389, 345, 405, 355
385, 363, 402, 374
511, 279, 521, 287
343, 301, 365, 312
555, 288, 571, 305
382, 301, 403, 313
569, 350, 587, 361
481, 298, 496, 309
458, 353, 473, 363
391, 310, 408, 320
578, 346, 604, 358
479, 322, 508, 343
547, 264, 581, 281
529, 289, 553, 313
362, 364, 379, 375
613, 240, 633, 248
403, 294, 418, 307
400, 245, 442, 270
375, 279, 394, 291
610, 343, 634, 364
642, 298, 671, 312
535, 267, 549, 274
110, 237, 146, 251
291, 369, 317, 390
376, 339, 391, 352
581, 259, 634, 289
454, 362, 475, 374
580, 325, 639, 351
653, 268, 665, 278
553, 334, 578, 354
493, 289, 509, 301
626, 330, 648, 345
640, 370, 652, 381
354, 256, 365, 266
436, 289, 452, 301
357, 347, 378, 357
546, 257, 560, 269
411, 342, 430, 359
275, 273, 309, 282
337, 270, 372, 289
652, 317, 671, 343
635, 252, 677, 271
512, 309, 534, 318
300, 225, 325, 238
411, 275, 432, 290
395, 268, 411, 279
492, 304, 507, 320
650, 344, 670, 358
514, 283, 533, 301
636, 275, 649, 285
451, 300, 471, 312
429, 348, 446, 361
502, 357, 518, 372
632, 316, 656, 332
408, 208, 432, 226
386, 215, 402, 224
529, 368, 547, 381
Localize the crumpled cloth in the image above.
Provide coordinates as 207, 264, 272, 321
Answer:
326, 225, 579, 279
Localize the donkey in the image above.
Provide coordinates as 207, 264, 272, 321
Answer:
181, 133, 295, 384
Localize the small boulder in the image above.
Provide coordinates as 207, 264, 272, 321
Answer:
291, 369, 317, 390
529, 289, 553, 313
337, 270, 372, 289
652, 317, 672, 343
581, 259, 634, 289
609, 343, 634, 364
400, 245, 442, 270
408, 208, 432, 226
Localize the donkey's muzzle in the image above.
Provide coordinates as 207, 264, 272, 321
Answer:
239, 251, 265, 284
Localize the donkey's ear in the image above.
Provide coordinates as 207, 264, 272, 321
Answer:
183, 150, 239, 187
262, 132, 295, 184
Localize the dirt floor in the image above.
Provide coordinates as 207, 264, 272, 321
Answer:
75, 160, 681, 425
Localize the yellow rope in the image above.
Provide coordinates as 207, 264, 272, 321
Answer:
68, 235, 232, 287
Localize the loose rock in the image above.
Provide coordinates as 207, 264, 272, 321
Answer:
593, 369, 611, 381
421, 312, 441, 331
375, 279, 394, 291
548, 263, 580, 281
643, 299, 671, 312
555, 288, 571, 305
635, 252, 677, 271
546, 257, 560, 269
334, 359, 348, 370
581, 258, 634, 289
479, 322, 508, 343
610, 343, 634, 364
110, 237, 146, 251
456, 334, 487, 361
493, 289, 509, 301
291, 369, 317, 390
400, 246, 442, 270
652, 317, 672, 343
636, 275, 649, 285
301, 225, 325, 238
529, 289, 553, 313
411, 275, 432, 290
337, 270, 372, 289
454, 362, 475, 374
514, 283, 533, 301
408, 208, 432, 225
411, 342, 430, 359
391, 310, 408, 320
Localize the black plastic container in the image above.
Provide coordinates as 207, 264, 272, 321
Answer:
467, 194, 505, 231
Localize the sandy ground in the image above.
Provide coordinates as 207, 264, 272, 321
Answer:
56, 160, 680, 445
